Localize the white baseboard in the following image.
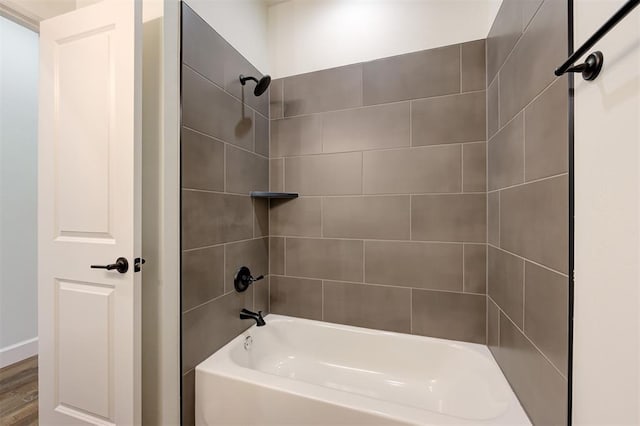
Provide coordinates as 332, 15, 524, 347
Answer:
0, 337, 38, 369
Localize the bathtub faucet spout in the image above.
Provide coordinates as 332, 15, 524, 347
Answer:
240, 308, 266, 327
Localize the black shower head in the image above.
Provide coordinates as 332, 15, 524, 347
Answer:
239, 74, 271, 96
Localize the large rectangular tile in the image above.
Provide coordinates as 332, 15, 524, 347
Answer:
363, 45, 460, 105
322, 102, 410, 153
270, 276, 322, 320
283, 64, 363, 116
486, 0, 523, 83
487, 76, 499, 139
524, 262, 568, 375
223, 46, 269, 117
323, 196, 410, 240
488, 113, 524, 190
524, 78, 568, 181
324, 281, 411, 333
412, 289, 486, 344
270, 78, 284, 119
499, 0, 567, 124
181, 191, 253, 250
181, 290, 253, 373
363, 145, 461, 194
464, 244, 486, 294
269, 237, 284, 275
487, 297, 500, 350
488, 191, 500, 246
285, 152, 362, 195
181, 127, 224, 192
270, 158, 284, 192
182, 246, 224, 311
463, 142, 487, 192
495, 314, 567, 425
285, 238, 363, 282
254, 113, 269, 157
270, 115, 322, 157
225, 145, 268, 195
224, 238, 269, 293
254, 276, 269, 314
412, 92, 486, 146
270, 197, 322, 237
411, 194, 486, 243
181, 4, 225, 87
500, 175, 568, 273
182, 65, 253, 150
253, 198, 269, 237
182, 370, 195, 426
488, 246, 524, 328
364, 241, 462, 291
461, 40, 486, 92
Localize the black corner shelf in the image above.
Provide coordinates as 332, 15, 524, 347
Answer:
250, 191, 299, 199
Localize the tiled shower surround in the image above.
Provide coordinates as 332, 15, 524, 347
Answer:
268, 42, 489, 341
180, 4, 270, 424
180, 1, 570, 424
486, 0, 569, 424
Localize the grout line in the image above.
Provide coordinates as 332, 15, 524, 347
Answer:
409, 101, 413, 146
462, 244, 466, 292
271, 140, 486, 159
223, 143, 227, 192
409, 195, 412, 240
459, 44, 463, 93
362, 241, 366, 283
497, 191, 501, 246
487, 243, 569, 278
522, 112, 527, 181
182, 125, 270, 160
183, 235, 267, 253
320, 197, 324, 237
279, 89, 487, 121
497, 71, 501, 130
221, 191, 487, 198
360, 152, 364, 194
269, 273, 485, 296
409, 289, 413, 334
522, 262, 527, 330
461, 144, 465, 191
321, 280, 325, 321
499, 303, 568, 380
183, 63, 269, 120
283, 237, 287, 275
486, 172, 568, 194
267, 235, 486, 245
494, 77, 557, 136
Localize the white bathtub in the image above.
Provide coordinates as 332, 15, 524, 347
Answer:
195, 315, 530, 425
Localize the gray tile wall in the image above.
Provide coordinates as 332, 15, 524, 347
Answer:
269, 40, 488, 344
180, 4, 269, 425
486, 0, 569, 424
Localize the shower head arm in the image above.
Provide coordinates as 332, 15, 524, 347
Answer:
239, 74, 259, 86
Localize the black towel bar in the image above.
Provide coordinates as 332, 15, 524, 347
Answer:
554, 0, 639, 80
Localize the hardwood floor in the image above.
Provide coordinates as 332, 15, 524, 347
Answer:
0, 356, 38, 426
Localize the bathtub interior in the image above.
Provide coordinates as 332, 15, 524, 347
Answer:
222, 315, 516, 421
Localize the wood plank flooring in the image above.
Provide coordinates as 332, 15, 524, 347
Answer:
0, 356, 38, 426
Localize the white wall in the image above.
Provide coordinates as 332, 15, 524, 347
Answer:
268, 0, 502, 78
139, 0, 181, 424
0, 15, 38, 366
184, 0, 270, 74
573, 0, 640, 423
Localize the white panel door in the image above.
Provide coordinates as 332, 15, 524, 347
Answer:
38, 0, 141, 424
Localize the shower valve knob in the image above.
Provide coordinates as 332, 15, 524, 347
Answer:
234, 266, 263, 293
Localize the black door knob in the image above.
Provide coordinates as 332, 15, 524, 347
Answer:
91, 257, 129, 274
